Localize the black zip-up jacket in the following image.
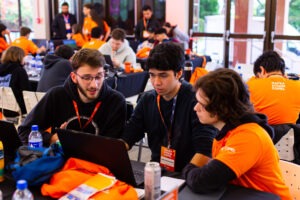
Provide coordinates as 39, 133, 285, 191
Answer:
0, 62, 30, 114
18, 76, 126, 146
122, 81, 217, 172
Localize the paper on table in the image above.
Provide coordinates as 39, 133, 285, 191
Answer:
161, 176, 185, 192
134, 188, 145, 199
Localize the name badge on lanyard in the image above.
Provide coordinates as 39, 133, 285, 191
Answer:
157, 95, 177, 172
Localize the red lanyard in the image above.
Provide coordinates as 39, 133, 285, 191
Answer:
157, 95, 177, 148
72, 100, 101, 130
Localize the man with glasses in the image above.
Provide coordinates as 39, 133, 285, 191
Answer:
18, 48, 127, 146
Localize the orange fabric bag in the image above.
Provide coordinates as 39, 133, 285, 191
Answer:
189, 68, 209, 85
41, 157, 138, 200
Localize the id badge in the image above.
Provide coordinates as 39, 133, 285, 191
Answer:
143, 30, 150, 38
65, 23, 71, 30
160, 146, 176, 172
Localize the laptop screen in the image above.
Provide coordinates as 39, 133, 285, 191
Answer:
32, 39, 48, 48
62, 39, 77, 49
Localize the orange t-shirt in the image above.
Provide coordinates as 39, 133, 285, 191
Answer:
72, 33, 86, 48
247, 76, 300, 125
82, 39, 105, 50
0, 37, 9, 53
11, 36, 38, 55
83, 17, 110, 40
213, 123, 291, 200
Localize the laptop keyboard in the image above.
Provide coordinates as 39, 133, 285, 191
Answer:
133, 169, 144, 185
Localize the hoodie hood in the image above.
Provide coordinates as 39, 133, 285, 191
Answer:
0, 62, 22, 76
216, 113, 274, 141
43, 54, 66, 69
63, 76, 111, 104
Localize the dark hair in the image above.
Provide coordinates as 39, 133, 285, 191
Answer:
0, 23, 7, 39
142, 5, 152, 11
84, 3, 93, 9
111, 28, 126, 41
72, 24, 82, 34
55, 45, 74, 60
146, 42, 184, 72
1, 46, 25, 64
91, 27, 103, 38
253, 51, 285, 75
163, 22, 171, 28
194, 68, 254, 125
163, 22, 175, 37
71, 48, 105, 71
61, 2, 69, 7
155, 28, 167, 35
20, 27, 32, 36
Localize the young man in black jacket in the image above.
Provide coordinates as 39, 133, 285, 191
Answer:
122, 42, 216, 172
18, 49, 127, 146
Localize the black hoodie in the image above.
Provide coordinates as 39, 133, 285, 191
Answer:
37, 54, 72, 92
18, 76, 127, 146
0, 62, 30, 114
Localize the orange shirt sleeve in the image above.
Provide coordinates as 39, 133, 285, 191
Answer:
103, 20, 110, 33
27, 40, 39, 54
0, 38, 8, 53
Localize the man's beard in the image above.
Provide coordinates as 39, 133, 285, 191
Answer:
62, 12, 69, 15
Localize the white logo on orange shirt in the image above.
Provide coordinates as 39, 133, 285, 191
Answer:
272, 82, 285, 91
220, 146, 236, 153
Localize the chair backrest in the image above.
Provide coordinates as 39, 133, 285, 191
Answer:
22, 91, 46, 113
279, 160, 300, 199
275, 128, 295, 162
0, 87, 20, 113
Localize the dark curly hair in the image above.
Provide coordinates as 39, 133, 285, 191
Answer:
194, 68, 254, 125
253, 51, 285, 76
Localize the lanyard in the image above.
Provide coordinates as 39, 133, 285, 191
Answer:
157, 95, 177, 148
72, 100, 101, 130
63, 14, 69, 23
143, 18, 148, 30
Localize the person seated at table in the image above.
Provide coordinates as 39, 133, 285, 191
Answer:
18, 48, 126, 146
247, 51, 300, 125
37, 45, 74, 92
99, 28, 136, 69
153, 28, 179, 47
121, 42, 216, 172
136, 27, 156, 59
0, 23, 11, 55
183, 68, 291, 200
71, 24, 87, 48
0, 46, 30, 116
11, 27, 46, 55
82, 27, 105, 50
163, 22, 189, 49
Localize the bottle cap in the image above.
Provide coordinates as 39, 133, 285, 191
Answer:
16, 180, 28, 190
31, 125, 39, 131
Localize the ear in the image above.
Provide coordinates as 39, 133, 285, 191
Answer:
70, 72, 77, 83
176, 70, 183, 80
258, 66, 267, 78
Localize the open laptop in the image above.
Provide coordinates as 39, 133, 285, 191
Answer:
32, 39, 48, 48
62, 39, 77, 50
56, 128, 145, 186
103, 55, 114, 68
0, 120, 22, 164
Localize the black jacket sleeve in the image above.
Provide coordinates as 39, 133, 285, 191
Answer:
182, 160, 236, 194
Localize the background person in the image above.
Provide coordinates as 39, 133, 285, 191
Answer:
0, 23, 11, 55
183, 68, 291, 200
122, 42, 216, 172
82, 27, 105, 50
134, 5, 161, 42
163, 22, 189, 49
52, 2, 77, 39
71, 24, 87, 48
99, 28, 136, 69
0, 46, 30, 116
11, 27, 46, 55
18, 48, 126, 146
37, 45, 74, 92
247, 51, 300, 125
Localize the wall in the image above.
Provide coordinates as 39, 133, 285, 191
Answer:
165, 0, 189, 35
32, 0, 50, 39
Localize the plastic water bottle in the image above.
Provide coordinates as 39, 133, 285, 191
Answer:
29, 57, 36, 77
49, 41, 54, 54
28, 125, 43, 148
35, 55, 43, 77
24, 54, 33, 72
184, 61, 193, 82
12, 180, 34, 200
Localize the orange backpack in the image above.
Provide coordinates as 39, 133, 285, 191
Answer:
189, 68, 209, 84
41, 157, 138, 200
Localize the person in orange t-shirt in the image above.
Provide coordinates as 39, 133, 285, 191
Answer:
82, 27, 105, 50
247, 51, 300, 125
183, 68, 292, 200
0, 23, 11, 54
71, 24, 87, 48
11, 27, 46, 55
82, 3, 111, 41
